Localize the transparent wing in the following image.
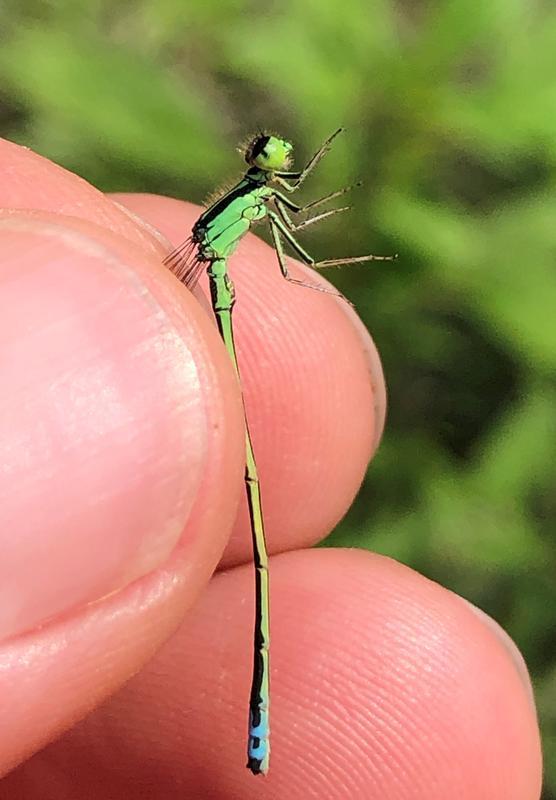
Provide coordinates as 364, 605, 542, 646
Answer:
163, 237, 207, 289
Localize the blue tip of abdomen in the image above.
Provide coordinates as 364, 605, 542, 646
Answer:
247, 714, 270, 774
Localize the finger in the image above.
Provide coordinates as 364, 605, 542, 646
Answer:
6, 549, 541, 799
0, 137, 167, 257
112, 193, 387, 564
0, 212, 244, 774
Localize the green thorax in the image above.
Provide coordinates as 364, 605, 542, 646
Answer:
194, 168, 274, 261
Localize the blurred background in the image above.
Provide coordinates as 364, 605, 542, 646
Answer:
0, 0, 554, 793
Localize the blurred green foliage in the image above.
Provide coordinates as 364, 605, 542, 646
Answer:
0, 0, 555, 793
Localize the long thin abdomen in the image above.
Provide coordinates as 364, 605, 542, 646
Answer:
206, 259, 270, 775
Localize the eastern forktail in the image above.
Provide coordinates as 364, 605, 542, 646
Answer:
163, 128, 393, 775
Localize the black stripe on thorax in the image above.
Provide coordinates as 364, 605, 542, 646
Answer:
193, 169, 268, 236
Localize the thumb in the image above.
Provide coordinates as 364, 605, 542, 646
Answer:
0, 211, 244, 775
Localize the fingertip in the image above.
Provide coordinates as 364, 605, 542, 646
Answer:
460, 599, 537, 706
110, 192, 200, 245
205, 550, 543, 797
38, 549, 541, 799
336, 297, 387, 453
0, 139, 164, 256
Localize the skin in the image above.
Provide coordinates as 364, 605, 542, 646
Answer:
0, 138, 542, 798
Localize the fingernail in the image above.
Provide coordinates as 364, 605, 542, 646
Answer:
463, 600, 536, 707
109, 197, 172, 254
0, 222, 208, 641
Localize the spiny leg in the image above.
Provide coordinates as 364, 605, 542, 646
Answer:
274, 197, 350, 233
267, 210, 314, 264
206, 260, 270, 775
270, 182, 361, 232
268, 212, 349, 301
273, 127, 344, 190
312, 253, 397, 268
268, 209, 396, 270
272, 182, 360, 214
284, 207, 351, 233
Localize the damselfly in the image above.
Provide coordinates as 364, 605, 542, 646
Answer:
163, 128, 393, 775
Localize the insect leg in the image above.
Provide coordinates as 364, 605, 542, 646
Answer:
267, 211, 349, 301
268, 209, 395, 280
272, 182, 359, 213
273, 128, 344, 189
274, 197, 350, 232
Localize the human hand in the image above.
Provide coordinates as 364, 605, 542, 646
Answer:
0, 139, 541, 798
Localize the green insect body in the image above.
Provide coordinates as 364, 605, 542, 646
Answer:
200, 181, 272, 261
163, 129, 393, 776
